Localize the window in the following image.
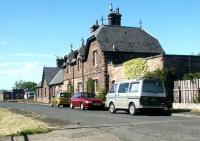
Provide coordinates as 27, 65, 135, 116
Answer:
45, 88, 47, 97
118, 83, 129, 93
93, 79, 98, 93
109, 84, 117, 93
77, 58, 82, 71
142, 80, 164, 93
66, 64, 69, 73
37, 89, 39, 97
82, 93, 95, 98
68, 65, 70, 73
78, 82, 83, 92
93, 50, 98, 66
129, 82, 139, 92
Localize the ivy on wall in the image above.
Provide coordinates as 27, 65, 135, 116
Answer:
123, 58, 147, 79
86, 77, 94, 93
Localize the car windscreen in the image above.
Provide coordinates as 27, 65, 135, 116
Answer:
142, 80, 164, 93
60, 93, 70, 97
82, 93, 95, 98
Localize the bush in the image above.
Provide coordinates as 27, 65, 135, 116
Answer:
183, 73, 200, 80
97, 86, 106, 101
86, 78, 94, 93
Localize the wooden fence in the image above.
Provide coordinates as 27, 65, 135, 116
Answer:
174, 79, 200, 103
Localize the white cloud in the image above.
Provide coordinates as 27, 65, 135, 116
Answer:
13, 53, 54, 58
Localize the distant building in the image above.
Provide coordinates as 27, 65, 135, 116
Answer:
36, 67, 60, 103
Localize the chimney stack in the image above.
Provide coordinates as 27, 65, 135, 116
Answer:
90, 20, 100, 33
107, 4, 122, 26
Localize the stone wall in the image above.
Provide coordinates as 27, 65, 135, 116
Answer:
146, 55, 164, 72
107, 64, 126, 84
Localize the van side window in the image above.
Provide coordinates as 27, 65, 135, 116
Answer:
129, 82, 139, 92
118, 83, 129, 93
110, 84, 117, 93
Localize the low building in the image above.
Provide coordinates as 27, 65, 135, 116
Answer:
37, 67, 60, 103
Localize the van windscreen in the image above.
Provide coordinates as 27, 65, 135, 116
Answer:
142, 80, 164, 93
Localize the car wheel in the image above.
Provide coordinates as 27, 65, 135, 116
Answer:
129, 103, 136, 115
109, 103, 116, 114
80, 103, 84, 110
70, 103, 74, 109
51, 103, 53, 107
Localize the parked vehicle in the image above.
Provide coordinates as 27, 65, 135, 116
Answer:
69, 92, 105, 110
24, 91, 35, 99
50, 92, 70, 107
105, 78, 167, 115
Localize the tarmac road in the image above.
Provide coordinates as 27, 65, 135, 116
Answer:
1, 102, 200, 141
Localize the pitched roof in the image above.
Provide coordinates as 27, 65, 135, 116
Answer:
43, 67, 60, 85
67, 50, 78, 64
93, 25, 165, 53
78, 44, 86, 58
49, 69, 64, 86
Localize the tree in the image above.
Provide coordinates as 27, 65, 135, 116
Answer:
13, 80, 37, 91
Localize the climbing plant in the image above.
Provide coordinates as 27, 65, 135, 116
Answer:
97, 86, 107, 101
86, 77, 94, 93
123, 58, 147, 79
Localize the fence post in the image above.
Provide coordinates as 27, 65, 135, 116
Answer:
178, 86, 181, 103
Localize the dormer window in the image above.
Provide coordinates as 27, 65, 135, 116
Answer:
93, 50, 98, 66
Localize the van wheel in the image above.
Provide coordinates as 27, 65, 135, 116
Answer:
129, 103, 136, 115
109, 103, 116, 114
70, 103, 74, 109
57, 103, 60, 107
80, 103, 84, 110
51, 103, 53, 107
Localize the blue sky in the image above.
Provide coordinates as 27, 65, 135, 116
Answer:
0, 0, 199, 90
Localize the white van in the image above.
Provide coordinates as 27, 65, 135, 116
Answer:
105, 78, 167, 115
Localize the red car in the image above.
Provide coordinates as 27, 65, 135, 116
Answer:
69, 92, 105, 110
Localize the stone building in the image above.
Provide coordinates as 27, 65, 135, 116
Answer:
36, 5, 200, 103
36, 67, 60, 103
62, 6, 165, 94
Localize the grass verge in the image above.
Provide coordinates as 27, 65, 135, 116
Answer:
0, 108, 51, 137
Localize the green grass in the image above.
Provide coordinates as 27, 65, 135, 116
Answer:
0, 108, 51, 137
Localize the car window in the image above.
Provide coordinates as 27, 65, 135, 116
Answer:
118, 83, 129, 93
109, 84, 117, 93
82, 93, 95, 98
142, 80, 164, 93
129, 82, 139, 92
60, 93, 70, 97
72, 93, 78, 98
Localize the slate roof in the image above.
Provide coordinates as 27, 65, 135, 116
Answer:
92, 25, 165, 53
78, 44, 86, 58
42, 67, 60, 85
67, 50, 78, 63
49, 69, 64, 86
